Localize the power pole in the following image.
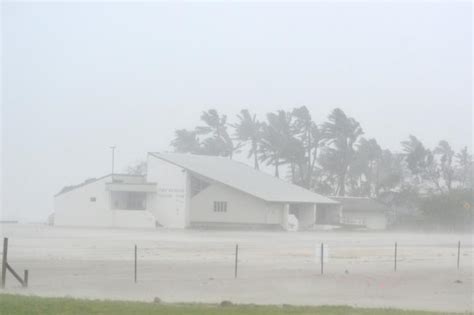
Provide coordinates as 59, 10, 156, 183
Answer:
110, 146, 116, 174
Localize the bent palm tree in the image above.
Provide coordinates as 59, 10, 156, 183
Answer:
259, 111, 294, 178
171, 129, 201, 154
197, 109, 235, 157
291, 106, 321, 188
434, 140, 455, 192
234, 109, 263, 169
321, 108, 363, 196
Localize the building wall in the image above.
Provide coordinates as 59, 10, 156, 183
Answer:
364, 212, 387, 230
297, 204, 317, 229
55, 177, 111, 226
54, 176, 155, 228
190, 183, 284, 226
315, 204, 341, 225
146, 155, 189, 228
342, 211, 387, 230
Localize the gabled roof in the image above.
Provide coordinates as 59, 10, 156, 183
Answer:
150, 152, 337, 204
55, 174, 145, 197
331, 196, 391, 212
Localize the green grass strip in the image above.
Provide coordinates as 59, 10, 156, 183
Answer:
0, 294, 462, 315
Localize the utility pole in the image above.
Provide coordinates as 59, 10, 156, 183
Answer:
110, 146, 116, 174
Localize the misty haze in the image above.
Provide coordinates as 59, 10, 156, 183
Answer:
1, 1, 472, 315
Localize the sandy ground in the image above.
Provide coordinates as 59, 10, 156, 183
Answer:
0, 224, 473, 312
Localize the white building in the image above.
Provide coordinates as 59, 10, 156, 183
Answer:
332, 197, 389, 230
54, 174, 158, 228
54, 152, 339, 230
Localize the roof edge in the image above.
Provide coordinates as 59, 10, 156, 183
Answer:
54, 174, 113, 197
150, 152, 338, 204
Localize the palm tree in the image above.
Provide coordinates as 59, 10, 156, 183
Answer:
171, 129, 201, 154
434, 140, 455, 192
233, 109, 262, 169
349, 138, 382, 197
321, 108, 363, 196
401, 135, 429, 176
376, 150, 403, 196
259, 111, 293, 178
196, 109, 234, 157
282, 137, 306, 184
291, 106, 321, 188
402, 135, 444, 193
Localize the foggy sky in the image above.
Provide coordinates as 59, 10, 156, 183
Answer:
2, 2, 472, 221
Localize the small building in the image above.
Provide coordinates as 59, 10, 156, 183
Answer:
54, 152, 339, 230
54, 174, 158, 228
332, 196, 390, 230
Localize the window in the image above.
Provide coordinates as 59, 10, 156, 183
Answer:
111, 192, 146, 210
90, 197, 96, 202
213, 201, 227, 213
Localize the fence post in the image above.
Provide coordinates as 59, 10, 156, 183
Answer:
23, 270, 28, 288
394, 242, 397, 272
134, 245, 137, 283
457, 241, 461, 270
320, 243, 324, 275
2, 238, 8, 288
234, 244, 239, 279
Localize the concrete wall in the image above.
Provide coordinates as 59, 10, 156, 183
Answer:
316, 204, 341, 225
364, 212, 387, 230
190, 183, 284, 226
146, 155, 189, 228
55, 177, 111, 227
342, 211, 387, 230
54, 176, 155, 228
297, 204, 316, 229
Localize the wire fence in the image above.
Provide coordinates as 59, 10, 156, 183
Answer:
1, 235, 471, 288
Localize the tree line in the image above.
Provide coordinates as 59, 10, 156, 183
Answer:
169, 107, 473, 230
171, 107, 472, 197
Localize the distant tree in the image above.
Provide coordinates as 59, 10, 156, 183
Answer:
311, 165, 337, 195
424, 150, 445, 193
348, 143, 404, 198
126, 161, 147, 175
401, 135, 430, 177
321, 108, 364, 196
283, 136, 306, 184
455, 146, 472, 189
348, 138, 382, 197
201, 136, 235, 157
196, 109, 235, 157
317, 147, 341, 193
233, 109, 263, 169
259, 111, 294, 178
434, 140, 455, 192
401, 135, 443, 192
171, 129, 201, 154
419, 189, 473, 231
376, 150, 404, 195
291, 106, 321, 188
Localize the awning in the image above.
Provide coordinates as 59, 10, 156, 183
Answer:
106, 183, 156, 193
